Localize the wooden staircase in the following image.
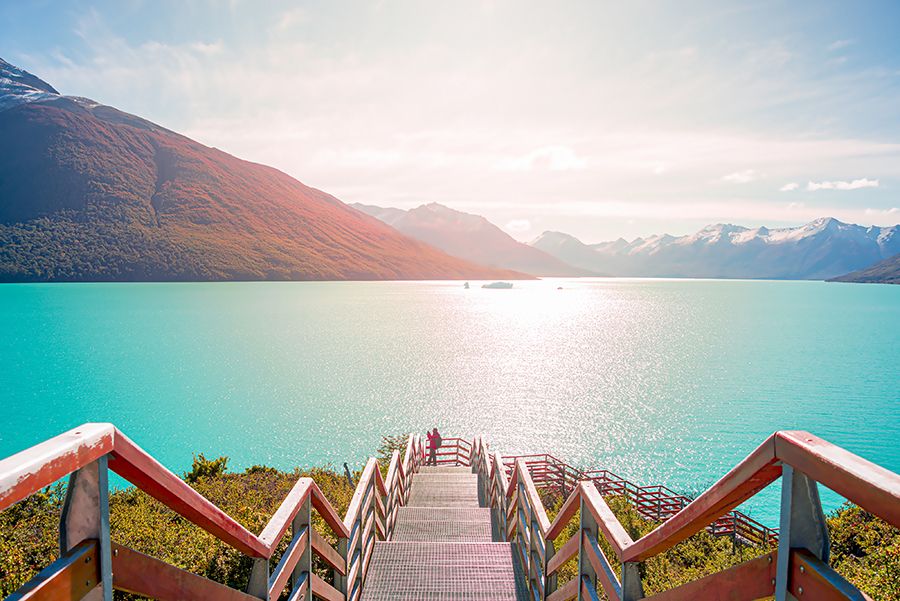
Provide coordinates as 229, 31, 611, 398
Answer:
361, 465, 527, 600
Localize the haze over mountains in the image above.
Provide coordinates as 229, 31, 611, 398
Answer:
532, 218, 899, 280
352, 202, 590, 276
0, 58, 520, 282
830, 253, 900, 285
0, 57, 896, 283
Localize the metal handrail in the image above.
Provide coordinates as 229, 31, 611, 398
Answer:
501, 452, 778, 545
0, 424, 424, 601
474, 430, 900, 601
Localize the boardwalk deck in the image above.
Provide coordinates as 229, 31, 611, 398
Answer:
360, 465, 527, 600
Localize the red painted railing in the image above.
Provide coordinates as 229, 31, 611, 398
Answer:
5, 428, 897, 600
0, 424, 425, 601
426, 437, 472, 466
471, 431, 899, 601
499, 453, 778, 546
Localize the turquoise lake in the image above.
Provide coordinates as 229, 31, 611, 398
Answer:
1, 279, 898, 525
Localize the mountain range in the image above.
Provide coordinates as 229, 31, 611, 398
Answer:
531, 218, 900, 280
351, 202, 591, 276
1, 57, 896, 284
0, 57, 520, 282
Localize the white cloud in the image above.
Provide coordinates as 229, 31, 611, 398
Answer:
863, 207, 899, 217
494, 146, 587, 172
721, 169, 759, 184
274, 8, 308, 32
780, 182, 800, 191
828, 39, 854, 51
188, 41, 224, 56
807, 178, 879, 191
19, 5, 900, 242
504, 219, 532, 233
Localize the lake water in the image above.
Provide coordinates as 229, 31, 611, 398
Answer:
1, 279, 898, 525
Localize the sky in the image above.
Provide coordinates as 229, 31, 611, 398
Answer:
2, 0, 900, 242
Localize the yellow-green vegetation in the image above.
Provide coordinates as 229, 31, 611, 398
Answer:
538, 489, 898, 601
1, 456, 897, 601
829, 503, 900, 600
376, 434, 409, 478
0, 454, 354, 599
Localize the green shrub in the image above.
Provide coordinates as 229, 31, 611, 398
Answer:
185, 453, 230, 483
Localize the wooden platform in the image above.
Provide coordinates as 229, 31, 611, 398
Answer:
360, 465, 527, 600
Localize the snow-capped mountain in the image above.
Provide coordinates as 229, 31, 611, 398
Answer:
0, 58, 60, 111
531, 218, 900, 280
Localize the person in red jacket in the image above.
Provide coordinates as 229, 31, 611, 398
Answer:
426, 427, 442, 466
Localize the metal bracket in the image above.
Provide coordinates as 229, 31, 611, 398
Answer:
247, 557, 269, 599
577, 496, 597, 601
775, 464, 830, 601
621, 561, 644, 601
59, 456, 112, 601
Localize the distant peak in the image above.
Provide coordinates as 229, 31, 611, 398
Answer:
0, 57, 62, 112
700, 223, 748, 234
810, 216, 842, 227
0, 58, 58, 94
536, 230, 577, 240
805, 216, 847, 233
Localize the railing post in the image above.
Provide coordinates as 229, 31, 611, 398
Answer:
378, 476, 387, 541
775, 464, 830, 601
577, 495, 597, 601
293, 495, 312, 598
335, 536, 348, 596
517, 476, 529, 583
59, 456, 112, 601
545, 534, 557, 598
247, 557, 269, 599
621, 562, 644, 601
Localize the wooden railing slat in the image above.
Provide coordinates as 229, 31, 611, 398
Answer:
546, 482, 582, 541
5, 540, 99, 601
546, 530, 579, 577
311, 528, 346, 575
789, 550, 875, 601
642, 551, 776, 600
311, 573, 344, 601
111, 543, 258, 601
268, 526, 309, 601
547, 576, 578, 601
582, 529, 621, 601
